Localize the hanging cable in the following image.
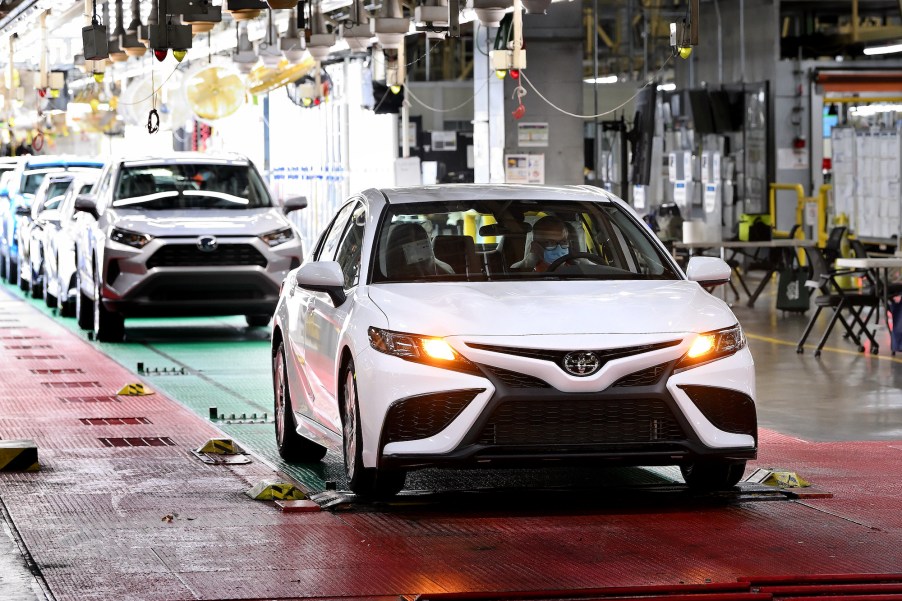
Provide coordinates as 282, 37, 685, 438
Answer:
518, 53, 674, 120
118, 62, 184, 105
404, 80, 486, 113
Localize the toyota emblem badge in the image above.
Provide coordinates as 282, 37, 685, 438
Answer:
562, 351, 601, 377
196, 236, 218, 252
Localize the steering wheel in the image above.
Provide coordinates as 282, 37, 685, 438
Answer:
546, 252, 607, 272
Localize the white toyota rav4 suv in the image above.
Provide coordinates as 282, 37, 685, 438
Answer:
73, 153, 306, 341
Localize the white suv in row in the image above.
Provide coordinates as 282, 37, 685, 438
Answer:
73, 153, 306, 341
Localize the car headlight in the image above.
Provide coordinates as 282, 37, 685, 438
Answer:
110, 227, 152, 249
675, 324, 746, 371
368, 327, 481, 374
260, 226, 295, 247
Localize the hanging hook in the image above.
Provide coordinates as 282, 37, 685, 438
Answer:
147, 109, 159, 134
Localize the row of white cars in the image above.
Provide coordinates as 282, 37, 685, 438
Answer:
1, 152, 306, 341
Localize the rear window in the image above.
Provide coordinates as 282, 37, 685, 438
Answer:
112, 163, 272, 210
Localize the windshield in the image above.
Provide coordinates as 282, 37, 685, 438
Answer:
371, 199, 680, 283
22, 166, 100, 197
112, 163, 272, 210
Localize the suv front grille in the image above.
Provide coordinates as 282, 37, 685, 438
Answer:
146, 244, 267, 268
478, 398, 685, 446
680, 385, 757, 439
383, 389, 484, 445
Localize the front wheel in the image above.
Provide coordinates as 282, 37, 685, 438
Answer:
29, 263, 42, 298
75, 271, 92, 329
42, 266, 57, 309
246, 314, 271, 328
341, 361, 405, 498
93, 274, 125, 342
680, 460, 746, 491
273, 342, 327, 463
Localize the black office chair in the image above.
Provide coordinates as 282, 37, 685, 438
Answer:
823, 226, 847, 265
796, 246, 880, 357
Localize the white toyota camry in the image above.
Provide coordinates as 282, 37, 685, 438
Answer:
271, 185, 756, 497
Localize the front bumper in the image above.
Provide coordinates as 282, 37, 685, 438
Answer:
99, 235, 302, 317
354, 336, 756, 471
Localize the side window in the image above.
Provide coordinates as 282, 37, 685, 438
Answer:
334, 203, 366, 289
94, 167, 113, 211
315, 202, 356, 262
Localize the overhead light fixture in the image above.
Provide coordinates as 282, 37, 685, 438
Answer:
256, 13, 283, 67
307, 1, 336, 61
374, 0, 409, 50
472, 0, 512, 28
863, 42, 902, 56
121, 0, 147, 56
107, 1, 128, 63
182, 0, 223, 34
225, 0, 268, 21
415, 0, 449, 39
281, 4, 307, 62
232, 21, 258, 73
343, 0, 376, 51
657, 82, 676, 91
138, 0, 159, 45
584, 75, 618, 84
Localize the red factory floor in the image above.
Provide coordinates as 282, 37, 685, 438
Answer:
1, 293, 902, 600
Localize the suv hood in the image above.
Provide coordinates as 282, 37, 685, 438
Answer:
367, 280, 736, 337
111, 209, 288, 237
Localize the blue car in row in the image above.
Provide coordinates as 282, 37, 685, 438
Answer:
0, 156, 104, 285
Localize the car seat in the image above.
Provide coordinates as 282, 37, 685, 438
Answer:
432, 235, 479, 277
384, 222, 453, 280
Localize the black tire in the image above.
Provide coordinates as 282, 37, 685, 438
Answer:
29, 263, 42, 298
341, 360, 405, 498
93, 273, 125, 342
75, 271, 93, 329
273, 342, 328, 463
42, 267, 57, 309
680, 460, 746, 491
5, 252, 16, 284
15, 257, 26, 291
246, 314, 271, 328
0, 251, 6, 280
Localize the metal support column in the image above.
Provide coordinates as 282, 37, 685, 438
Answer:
263, 93, 271, 175
474, 26, 505, 183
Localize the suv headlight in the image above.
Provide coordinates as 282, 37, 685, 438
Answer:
368, 327, 481, 374
675, 324, 746, 371
110, 227, 152, 249
260, 226, 295, 247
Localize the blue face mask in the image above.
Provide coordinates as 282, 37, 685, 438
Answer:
543, 244, 569, 264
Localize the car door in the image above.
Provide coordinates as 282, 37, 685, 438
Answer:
285, 200, 357, 425
306, 201, 366, 430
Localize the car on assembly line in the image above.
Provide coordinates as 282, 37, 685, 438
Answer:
73, 153, 306, 341
0, 155, 103, 284
19, 172, 77, 297
42, 172, 99, 314
270, 184, 758, 498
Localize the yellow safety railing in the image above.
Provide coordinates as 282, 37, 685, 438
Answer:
768, 183, 805, 238
768, 182, 831, 247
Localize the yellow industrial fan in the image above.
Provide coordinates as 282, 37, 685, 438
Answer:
183, 63, 246, 123
245, 56, 316, 96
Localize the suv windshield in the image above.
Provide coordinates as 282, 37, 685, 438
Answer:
113, 163, 272, 210
371, 199, 680, 283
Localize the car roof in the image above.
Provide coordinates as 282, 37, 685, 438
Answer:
374, 184, 615, 205
21, 155, 104, 168
119, 152, 251, 168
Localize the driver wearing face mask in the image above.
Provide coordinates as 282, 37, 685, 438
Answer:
527, 216, 571, 272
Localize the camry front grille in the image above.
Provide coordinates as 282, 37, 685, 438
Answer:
480, 364, 550, 388
477, 398, 685, 446
612, 363, 670, 387
466, 340, 681, 370
383, 389, 484, 445
146, 244, 267, 268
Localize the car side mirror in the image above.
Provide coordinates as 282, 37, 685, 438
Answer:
74, 194, 99, 218
283, 196, 308, 214
687, 256, 731, 287
15, 204, 30, 216
295, 261, 346, 305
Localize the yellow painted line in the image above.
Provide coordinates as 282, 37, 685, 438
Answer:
746, 332, 902, 364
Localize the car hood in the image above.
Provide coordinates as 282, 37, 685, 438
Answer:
110, 208, 288, 237
367, 280, 736, 336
